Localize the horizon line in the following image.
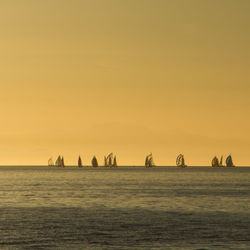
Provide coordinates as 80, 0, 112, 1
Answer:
0, 165, 249, 168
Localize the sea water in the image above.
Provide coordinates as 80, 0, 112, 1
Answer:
0, 166, 249, 249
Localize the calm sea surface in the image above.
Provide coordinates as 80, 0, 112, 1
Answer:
0, 166, 249, 249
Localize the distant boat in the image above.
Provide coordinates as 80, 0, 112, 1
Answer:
226, 154, 235, 167
108, 154, 112, 166
212, 155, 225, 167
145, 153, 155, 168
104, 153, 116, 167
55, 156, 62, 167
176, 154, 187, 168
145, 155, 149, 167
92, 156, 98, 167
104, 156, 107, 167
107, 153, 113, 167
112, 156, 117, 167
48, 157, 54, 166
78, 156, 82, 168
211, 156, 219, 167
219, 156, 224, 167
61, 156, 65, 167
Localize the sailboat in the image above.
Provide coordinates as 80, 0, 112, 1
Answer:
112, 155, 117, 167
108, 156, 112, 166
145, 153, 155, 168
55, 156, 62, 167
61, 156, 65, 167
219, 156, 224, 167
149, 154, 155, 167
145, 155, 149, 167
226, 154, 235, 167
104, 153, 114, 167
176, 154, 187, 168
211, 156, 219, 167
48, 157, 54, 166
107, 153, 113, 167
104, 156, 107, 167
78, 156, 82, 168
92, 156, 98, 167
212, 155, 225, 167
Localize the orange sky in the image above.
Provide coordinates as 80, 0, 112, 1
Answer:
0, 0, 250, 165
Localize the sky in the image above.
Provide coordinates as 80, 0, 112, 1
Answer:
0, 0, 250, 166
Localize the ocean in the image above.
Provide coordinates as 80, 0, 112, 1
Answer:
0, 166, 249, 249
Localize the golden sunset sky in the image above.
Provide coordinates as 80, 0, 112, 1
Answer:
0, 0, 250, 165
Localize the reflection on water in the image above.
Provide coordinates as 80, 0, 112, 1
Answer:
0, 167, 250, 249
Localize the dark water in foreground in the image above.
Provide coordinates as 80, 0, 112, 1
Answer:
0, 166, 249, 249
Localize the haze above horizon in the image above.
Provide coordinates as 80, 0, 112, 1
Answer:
0, 0, 250, 165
